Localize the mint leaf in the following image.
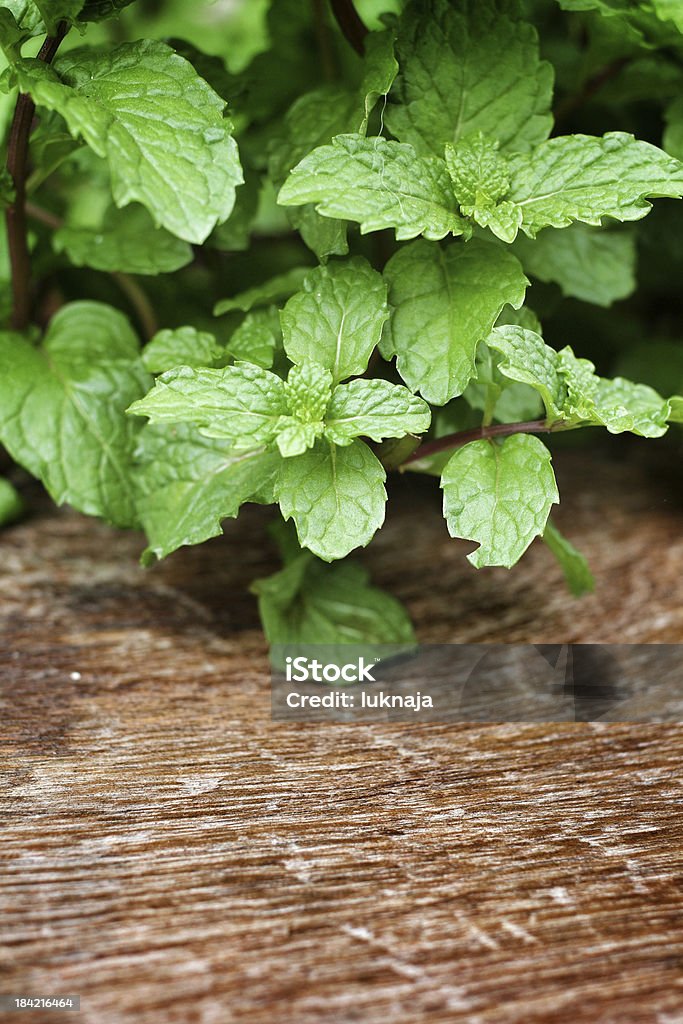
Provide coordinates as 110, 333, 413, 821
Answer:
226, 308, 281, 370
281, 257, 389, 382
128, 364, 288, 448
0, 477, 23, 527
0, 301, 150, 527
252, 553, 414, 648
284, 362, 333, 422
14, 40, 243, 243
487, 326, 672, 436
141, 327, 224, 374
508, 133, 683, 238
268, 86, 354, 260
382, 238, 528, 405
135, 423, 279, 561
278, 134, 468, 241
512, 224, 637, 306
486, 326, 566, 420
668, 396, 683, 422
464, 341, 544, 424
214, 267, 310, 316
276, 439, 386, 561
54, 205, 193, 275
443, 134, 523, 241
324, 379, 431, 445
543, 519, 595, 597
359, 28, 399, 133
386, 0, 553, 157
275, 419, 322, 459
441, 435, 559, 568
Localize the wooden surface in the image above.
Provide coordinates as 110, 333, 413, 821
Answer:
1, 450, 683, 1024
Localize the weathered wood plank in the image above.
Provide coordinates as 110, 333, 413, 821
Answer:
1, 451, 682, 1023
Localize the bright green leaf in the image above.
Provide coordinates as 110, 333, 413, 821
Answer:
252, 552, 415, 649
0, 301, 150, 527
14, 40, 243, 243
512, 224, 637, 306
134, 423, 279, 561
281, 257, 389, 382
324, 379, 431, 445
226, 307, 281, 370
382, 238, 528, 405
0, 477, 23, 527
508, 133, 683, 239
284, 362, 333, 422
278, 133, 468, 241
276, 439, 386, 561
128, 363, 288, 448
543, 519, 595, 597
141, 327, 224, 374
441, 434, 559, 568
486, 326, 566, 420
386, 0, 553, 157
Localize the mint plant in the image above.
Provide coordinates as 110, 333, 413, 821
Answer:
1, 0, 682, 654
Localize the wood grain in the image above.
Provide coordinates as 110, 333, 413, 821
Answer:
1, 450, 682, 1024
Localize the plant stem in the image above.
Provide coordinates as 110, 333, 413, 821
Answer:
402, 418, 565, 466
5, 22, 69, 331
111, 272, 158, 340
554, 57, 630, 126
312, 0, 336, 81
329, 0, 367, 55
25, 201, 158, 340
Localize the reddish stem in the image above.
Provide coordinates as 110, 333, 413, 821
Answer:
403, 419, 563, 466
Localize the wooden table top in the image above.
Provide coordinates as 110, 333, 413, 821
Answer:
2, 450, 682, 1023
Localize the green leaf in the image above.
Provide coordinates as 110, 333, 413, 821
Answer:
127, 364, 288, 448
141, 327, 224, 375
486, 326, 566, 420
268, 85, 355, 260
508, 133, 683, 239
543, 520, 595, 597
512, 224, 637, 306
275, 439, 386, 561
281, 257, 389, 382
284, 362, 333, 422
54, 205, 193, 275
225, 307, 281, 370
444, 133, 510, 207
359, 28, 399, 133
275, 419, 323, 458
382, 238, 528, 405
386, 0, 553, 157
0, 301, 150, 527
134, 423, 279, 561
487, 327, 672, 437
668, 396, 683, 422
13, 40, 243, 244
252, 553, 415, 649
214, 267, 311, 316
278, 134, 468, 241
324, 379, 431, 445
0, 477, 23, 527
441, 434, 559, 568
